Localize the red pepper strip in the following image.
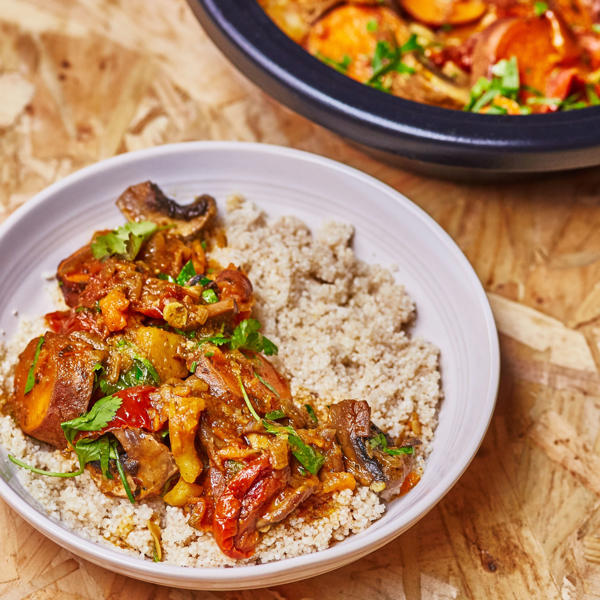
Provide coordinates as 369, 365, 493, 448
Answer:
102, 386, 161, 432
234, 469, 287, 556
213, 455, 271, 559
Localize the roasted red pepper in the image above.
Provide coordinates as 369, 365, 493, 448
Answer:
213, 454, 277, 559
102, 385, 162, 432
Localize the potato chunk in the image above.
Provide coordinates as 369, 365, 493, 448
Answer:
13, 332, 105, 448
134, 326, 188, 381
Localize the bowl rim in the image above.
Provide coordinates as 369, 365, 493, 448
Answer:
0, 141, 500, 588
188, 0, 600, 171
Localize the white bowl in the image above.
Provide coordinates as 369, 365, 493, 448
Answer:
0, 142, 499, 590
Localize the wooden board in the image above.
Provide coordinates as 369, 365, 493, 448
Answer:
1, 1, 600, 597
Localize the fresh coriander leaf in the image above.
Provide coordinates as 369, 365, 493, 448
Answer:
75, 306, 87, 313
190, 361, 198, 374
199, 276, 211, 286
92, 362, 103, 372
197, 333, 230, 346
367, 432, 414, 456
254, 371, 280, 398
593, 23, 600, 34
98, 435, 112, 479
98, 356, 159, 394
534, 1, 548, 16
288, 433, 325, 475
202, 289, 219, 304
230, 318, 278, 356
201, 240, 207, 250
395, 62, 415, 75
384, 446, 414, 455
305, 404, 318, 424
264, 409, 286, 420
260, 418, 325, 475
8, 453, 84, 478
91, 221, 157, 261
24, 336, 44, 394
367, 432, 387, 450
204, 351, 214, 357
112, 439, 135, 503
399, 33, 423, 54
176, 260, 196, 286
237, 374, 260, 421
315, 51, 352, 74
61, 395, 122, 445
157, 273, 176, 283
366, 18, 378, 32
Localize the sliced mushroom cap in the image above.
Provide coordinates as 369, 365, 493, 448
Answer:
88, 428, 178, 500
116, 181, 216, 240
256, 479, 319, 529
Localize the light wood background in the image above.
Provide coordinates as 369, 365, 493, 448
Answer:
2, 0, 600, 598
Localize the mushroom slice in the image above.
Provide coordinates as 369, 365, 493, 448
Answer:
116, 181, 216, 240
88, 428, 178, 500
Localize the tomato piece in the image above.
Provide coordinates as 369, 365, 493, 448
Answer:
45, 308, 106, 337
213, 455, 273, 559
102, 385, 161, 432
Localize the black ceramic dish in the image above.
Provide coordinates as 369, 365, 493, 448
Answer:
188, 0, 600, 177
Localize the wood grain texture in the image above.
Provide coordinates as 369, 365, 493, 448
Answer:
1, 0, 600, 597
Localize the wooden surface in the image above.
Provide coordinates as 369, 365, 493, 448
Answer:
1, 1, 600, 598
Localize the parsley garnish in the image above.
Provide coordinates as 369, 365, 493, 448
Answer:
199, 319, 277, 356
24, 336, 44, 394
315, 51, 352, 74
157, 273, 175, 283
254, 371, 280, 397
368, 432, 414, 456
305, 404, 318, 424
593, 23, 600, 34
238, 377, 324, 475
98, 356, 159, 395
91, 221, 157, 261
190, 361, 198, 374
176, 260, 196, 286
264, 409, 286, 420
202, 288, 218, 304
366, 18, 378, 32
9, 396, 123, 479
230, 318, 278, 356
61, 395, 123, 445
534, 1, 548, 16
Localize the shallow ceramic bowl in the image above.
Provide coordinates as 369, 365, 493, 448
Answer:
0, 142, 499, 590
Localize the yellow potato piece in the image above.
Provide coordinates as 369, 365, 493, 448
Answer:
163, 477, 203, 507
168, 395, 205, 483
134, 326, 189, 381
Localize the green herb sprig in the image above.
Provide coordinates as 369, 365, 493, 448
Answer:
238, 376, 325, 475
24, 336, 44, 394
368, 432, 414, 456
198, 318, 278, 356
91, 221, 157, 261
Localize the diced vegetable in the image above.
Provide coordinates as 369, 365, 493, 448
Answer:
134, 326, 188, 381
